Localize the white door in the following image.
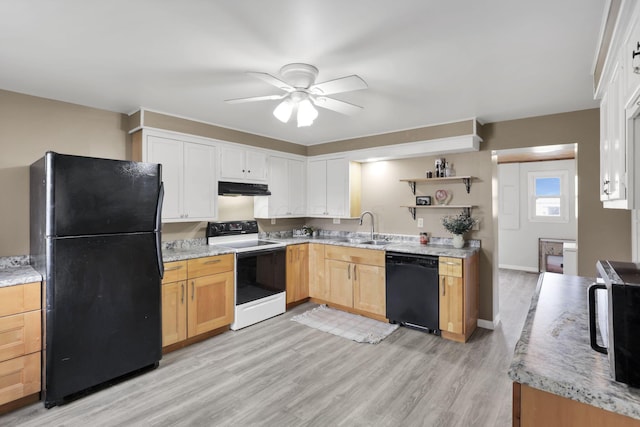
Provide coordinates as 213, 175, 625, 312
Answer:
307, 160, 327, 215
219, 146, 246, 180
183, 142, 217, 220
326, 158, 347, 217
147, 135, 183, 220
288, 159, 306, 215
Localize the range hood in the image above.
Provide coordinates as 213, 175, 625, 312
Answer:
218, 181, 271, 196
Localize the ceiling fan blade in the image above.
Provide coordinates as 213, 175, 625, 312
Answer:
312, 96, 363, 115
310, 75, 367, 95
247, 72, 295, 92
225, 94, 286, 104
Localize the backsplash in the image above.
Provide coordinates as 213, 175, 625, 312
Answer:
0, 255, 31, 269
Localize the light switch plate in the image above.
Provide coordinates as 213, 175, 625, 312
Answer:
417, 218, 424, 228
333, 218, 340, 224
271, 218, 276, 225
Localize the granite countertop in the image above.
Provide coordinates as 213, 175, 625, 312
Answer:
162, 245, 235, 262
508, 272, 640, 420
0, 264, 42, 288
270, 236, 480, 258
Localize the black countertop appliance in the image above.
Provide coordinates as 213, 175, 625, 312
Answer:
590, 260, 640, 387
30, 152, 164, 408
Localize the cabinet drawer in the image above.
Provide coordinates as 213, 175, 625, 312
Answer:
0, 311, 41, 363
0, 282, 40, 318
0, 352, 41, 406
187, 254, 234, 278
324, 246, 384, 267
439, 257, 463, 277
162, 261, 187, 284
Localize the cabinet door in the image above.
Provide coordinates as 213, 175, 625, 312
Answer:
187, 271, 234, 337
0, 310, 41, 362
147, 135, 183, 220
607, 61, 626, 202
625, 17, 640, 102
245, 150, 268, 182
325, 259, 353, 307
308, 244, 327, 300
353, 264, 385, 316
439, 275, 464, 334
307, 160, 327, 215
219, 146, 246, 180
288, 159, 306, 215
161, 280, 187, 347
286, 245, 309, 304
326, 158, 348, 217
268, 156, 290, 216
183, 142, 217, 220
0, 352, 40, 406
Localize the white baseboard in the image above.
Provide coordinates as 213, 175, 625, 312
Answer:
498, 264, 539, 273
478, 313, 500, 330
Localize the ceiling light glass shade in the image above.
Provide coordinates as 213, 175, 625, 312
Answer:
296, 98, 318, 127
273, 98, 293, 123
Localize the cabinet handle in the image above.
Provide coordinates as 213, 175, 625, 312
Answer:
191, 281, 195, 300
633, 42, 640, 60
443, 261, 458, 266
441, 276, 446, 296
354, 264, 357, 281
181, 283, 185, 304
203, 259, 221, 265
165, 265, 183, 272
348, 264, 351, 280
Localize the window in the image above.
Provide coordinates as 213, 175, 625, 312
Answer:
528, 170, 569, 222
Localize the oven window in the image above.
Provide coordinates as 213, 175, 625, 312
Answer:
236, 248, 286, 305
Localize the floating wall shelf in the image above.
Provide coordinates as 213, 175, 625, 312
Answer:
399, 176, 474, 194
401, 205, 475, 220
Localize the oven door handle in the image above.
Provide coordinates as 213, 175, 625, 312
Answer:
236, 246, 286, 258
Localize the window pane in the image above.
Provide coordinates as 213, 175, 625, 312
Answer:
535, 177, 560, 196
536, 197, 561, 216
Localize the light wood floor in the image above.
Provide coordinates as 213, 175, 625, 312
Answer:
2, 269, 539, 427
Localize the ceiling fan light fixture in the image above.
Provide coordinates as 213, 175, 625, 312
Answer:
273, 97, 293, 123
296, 98, 318, 127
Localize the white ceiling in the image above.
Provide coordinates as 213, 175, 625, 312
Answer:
0, 0, 606, 146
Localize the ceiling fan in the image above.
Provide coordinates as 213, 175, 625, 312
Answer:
225, 63, 367, 127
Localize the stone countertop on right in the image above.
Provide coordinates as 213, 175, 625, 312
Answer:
508, 272, 640, 421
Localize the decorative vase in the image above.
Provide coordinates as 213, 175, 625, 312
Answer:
452, 234, 465, 249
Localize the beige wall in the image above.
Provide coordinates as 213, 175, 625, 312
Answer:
1, 90, 631, 323
482, 109, 631, 277
0, 89, 129, 256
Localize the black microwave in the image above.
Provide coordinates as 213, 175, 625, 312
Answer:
589, 260, 640, 387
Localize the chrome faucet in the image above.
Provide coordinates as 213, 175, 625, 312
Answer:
359, 211, 375, 241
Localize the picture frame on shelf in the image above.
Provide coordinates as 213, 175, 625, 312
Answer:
416, 196, 432, 206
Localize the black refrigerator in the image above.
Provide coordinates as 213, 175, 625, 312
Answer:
30, 152, 164, 408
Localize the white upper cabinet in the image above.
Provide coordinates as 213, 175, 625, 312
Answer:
596, 1, 640, 209
219, 145, 268, 183
306, 157, 361, 218
254, 155, 306, 218
141, 132, 217, 222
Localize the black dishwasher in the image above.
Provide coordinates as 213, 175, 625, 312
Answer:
386, 252, 440, 334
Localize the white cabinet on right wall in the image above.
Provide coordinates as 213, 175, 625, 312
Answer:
307, 157, 361, 218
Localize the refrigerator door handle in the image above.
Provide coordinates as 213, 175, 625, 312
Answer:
155, 182, 165, 279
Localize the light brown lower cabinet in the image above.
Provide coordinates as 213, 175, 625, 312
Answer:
0, 281, 42, 409
286, 244, 309, 304
439, 254, 478, 343
161, 254, 234, 349
513, 382, 640, 427
313, 245, 386, 320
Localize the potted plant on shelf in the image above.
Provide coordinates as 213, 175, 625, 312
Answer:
441, 211, 477, 249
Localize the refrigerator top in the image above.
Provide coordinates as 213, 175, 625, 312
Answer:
35, 152, 163, 237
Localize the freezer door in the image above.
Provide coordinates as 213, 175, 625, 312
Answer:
48, 153, 161, 236
44, 232, 161, 407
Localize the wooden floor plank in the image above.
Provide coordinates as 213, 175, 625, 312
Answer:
0, 269, 538, 427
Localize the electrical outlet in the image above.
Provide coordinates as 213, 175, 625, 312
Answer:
333, 218, 340, 224
417, 218, 424, 228
271, 218, 276, 225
